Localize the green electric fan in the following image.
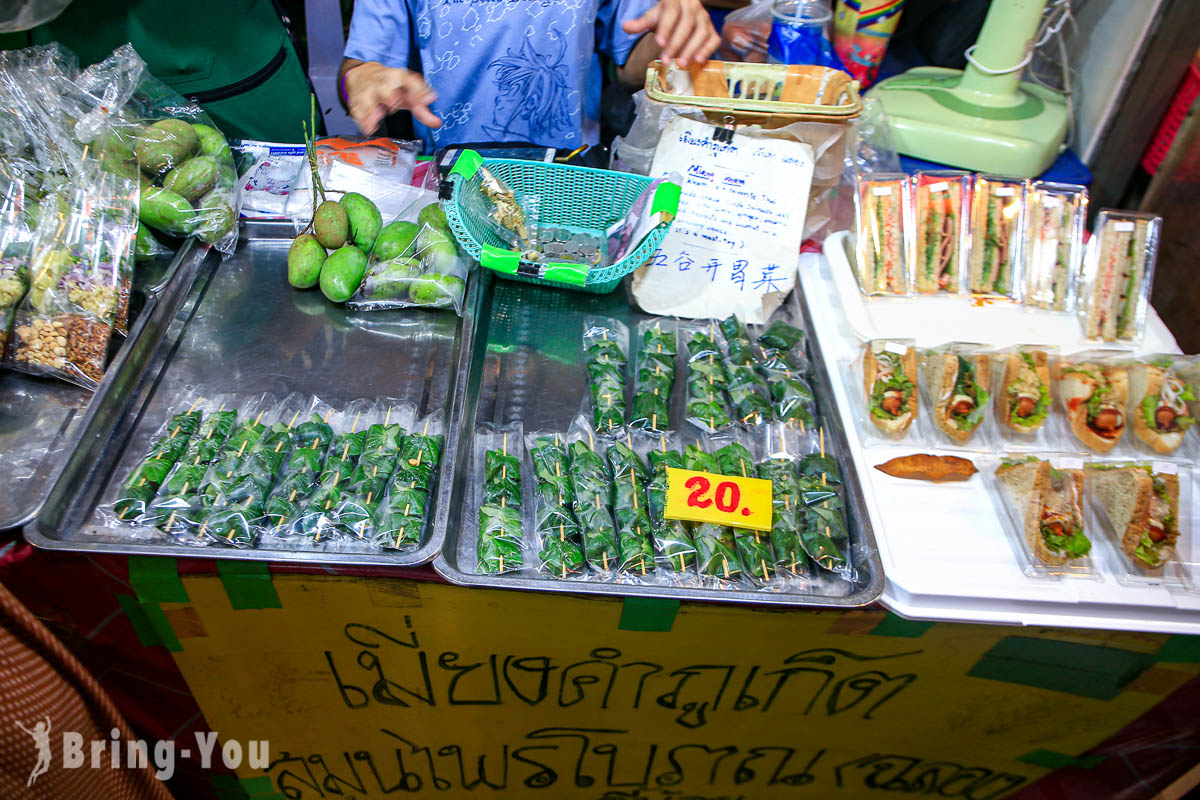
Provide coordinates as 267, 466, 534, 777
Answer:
868, 0, 1070, 177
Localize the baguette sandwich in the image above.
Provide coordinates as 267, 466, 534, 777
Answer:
864, 341, 918, 435
997, 349, 1052, 433
921, 351, 990, 442
1056, 361, 1128, 453
1128, 363, 1196, 455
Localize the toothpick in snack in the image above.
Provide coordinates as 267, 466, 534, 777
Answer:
253, 410, 265, 425
722, 555, 729, 578
761, 559, 769, 582
165, 510, 177, 530
351, 411, 361, 432
820, 427, 825, 458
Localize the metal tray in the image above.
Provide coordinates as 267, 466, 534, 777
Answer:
0, 241, 196, 530
26, 221, 473, 567
433, 273, 885, 606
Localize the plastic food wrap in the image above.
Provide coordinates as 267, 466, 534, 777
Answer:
526, 432, 585, 579
991, 454, 1093, 578
8, 169, 136, 389
630, 319, 677, 433
918, 343, 992, 449
1125, 357, 1196, 457
643, 434, 698, 577
75, 45, 240, 254
797, 447, 852, 578
1088, 461, 1193, 589
568, 422, 619, 574
854, 173, 910, 296
755, 319, 815, 430
1054, 353, 1129, 455
373, 412, 443, 550
1081, 210, 1160, 345
582, 318, 629, 434
683, 322, 734, 433
607, 436, 657, 578
0, 163, 31, 353
859, 339, 919, 443
719, 315, 773, 426
348, 197, 470, 315
992, 345, 1056, 449
967, 176, 1026, 298
476, 423, 526, 574
911, 170, 969, 294
1022, 182, 1086, 311
683, 442, 744, 582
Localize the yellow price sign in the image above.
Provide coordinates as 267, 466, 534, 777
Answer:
664, 468, 772, 531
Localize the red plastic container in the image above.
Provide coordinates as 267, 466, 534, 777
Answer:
1141, 63, 1200, 175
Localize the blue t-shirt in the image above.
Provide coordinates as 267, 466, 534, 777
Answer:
345, 0, 653, 153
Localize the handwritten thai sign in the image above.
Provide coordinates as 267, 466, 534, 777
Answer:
632, 117, 814, 323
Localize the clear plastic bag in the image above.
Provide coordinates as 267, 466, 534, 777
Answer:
525, 430, 586, 579
640, 432, 700, 580
718, 0, 773, 62
1080, 210, 1161, 346
0, 160, 32, 353
66, 45, 239, 254
606, 432, 658, 580
755, 319, 816, 431
582, 317, 629, 435
630, 318, 677, 433
854, 172, 910, 296
681, 438, 744, 586
347, 192, 470, 315
911, 170, 969, 295
8, 167, 135, 389
1021, 182, 1087, 311
682, 321, 734, 433
718, 315, 773, 426
370, 410, 443, 551
475, 422, 527, 574
566, 418, 620, 576
283, 137, 421, 226
109, 398, 206, 525
967, 176, 1026, 298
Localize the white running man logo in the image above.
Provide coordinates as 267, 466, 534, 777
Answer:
15, 716, 52, 786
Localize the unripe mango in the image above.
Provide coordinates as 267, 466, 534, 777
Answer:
313, 200, 349, 249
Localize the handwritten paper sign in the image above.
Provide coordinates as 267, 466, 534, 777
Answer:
632, 117, 815, 323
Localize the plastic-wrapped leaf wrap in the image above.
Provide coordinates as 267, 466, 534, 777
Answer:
568, 421, 619, 574
112, 404, 202, 523
682, 443, 743, 581
526, 432, 584, 578
582, 318, 629, 434
476, 423, 526, 574
630, 319, 677, 432
715, 440, 776, 585
755, 319, 815, 428
606, 438, 656, 578
644, 435, 697, 575
683, 323, 733, 433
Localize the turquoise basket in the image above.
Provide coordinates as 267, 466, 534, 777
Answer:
443, 150, 680, 294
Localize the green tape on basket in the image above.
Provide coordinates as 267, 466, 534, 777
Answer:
869, 612, 935, 638
116, 594, 182, 651
480, 245, 521, 274
542, 262, 589, 287
1016, 749, 1105, 771
450, 149, 483, 180
967, 636, 1153, 700
651, 181, 681, 216
619, 598, 679, 632
217, 561, 282, 610
1155, 634, 1200, 663
128, 556, 189, 604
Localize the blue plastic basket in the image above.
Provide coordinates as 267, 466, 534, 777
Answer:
443, 150, 680, 294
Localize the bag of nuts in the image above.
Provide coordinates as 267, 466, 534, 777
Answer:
7, 168, 136, 389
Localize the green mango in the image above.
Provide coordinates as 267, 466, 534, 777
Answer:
191, 123, 232, 161
134, 119, 199, 176
140, 187, 197, 236
320, 245, 367, 302
195, 191, 236, 245
135, 222, 160, 262
417, 202, 448, 231
288, 234, 326, 289
373, 221, 420, 262
364, 257, 422, 300
409, 273, 464, 308
164, 156, 218, 202
340, 192, 382, 252
420, 240, 458, 274
313, 200, 349, 249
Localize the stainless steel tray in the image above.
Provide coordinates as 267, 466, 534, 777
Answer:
433, 274, 885, 606
0, 241, 197, 530
27, 221, 473, 567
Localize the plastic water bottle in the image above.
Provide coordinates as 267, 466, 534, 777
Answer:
767, 0, 837, 66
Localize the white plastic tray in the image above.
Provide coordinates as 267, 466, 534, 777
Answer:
801, 232, 1200, 634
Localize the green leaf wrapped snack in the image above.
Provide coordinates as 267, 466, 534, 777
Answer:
630, 319, 677, 432
646, 442, 697, 574
583, 318, 629, 433
715, 441, 776, 584
569, 431, 619, 573
606, 439, 655, 576
684, 324, 734, 432
683, 443, 743, 579
526, 433, 584, 578
112, 404, 203, 522
477, 424, 526, 574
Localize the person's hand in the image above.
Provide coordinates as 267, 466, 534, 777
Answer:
344, 62, 442, 134
622, 0, 721, 69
